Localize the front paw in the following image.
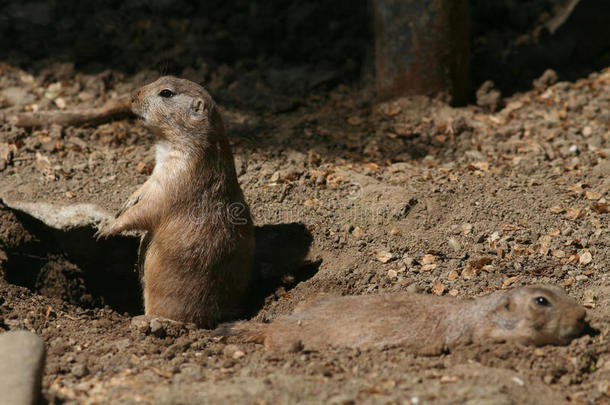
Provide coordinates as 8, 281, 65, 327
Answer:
95, 222, 116, 240
116, 194, 142, 218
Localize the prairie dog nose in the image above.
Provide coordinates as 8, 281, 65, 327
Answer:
131, 89, 141, 105
575, 306, 587, 324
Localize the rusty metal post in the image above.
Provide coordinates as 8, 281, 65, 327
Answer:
374, 0, 470, 105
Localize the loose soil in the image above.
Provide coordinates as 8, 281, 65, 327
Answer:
0, 1, 609, 404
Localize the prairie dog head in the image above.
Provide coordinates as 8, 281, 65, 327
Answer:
131, 76, 219, 145
488, 286, 587, 346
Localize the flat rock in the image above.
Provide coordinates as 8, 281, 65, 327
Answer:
0, 330, 46, 405
1, 199, 112, 230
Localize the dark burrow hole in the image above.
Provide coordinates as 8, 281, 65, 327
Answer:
1, 204, 318, 320
3, 207, 143, 315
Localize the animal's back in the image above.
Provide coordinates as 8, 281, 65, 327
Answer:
264, 294, 455, 350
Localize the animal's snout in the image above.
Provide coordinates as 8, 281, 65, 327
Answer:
574, 306, 587, 326
131, 89, 142, 105
564, 306, 587, 339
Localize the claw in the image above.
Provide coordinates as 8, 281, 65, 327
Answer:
94, 228, 107, 241
94, 222, 114, 241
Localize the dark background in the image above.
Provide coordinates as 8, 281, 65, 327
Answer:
0, 0, 608, 99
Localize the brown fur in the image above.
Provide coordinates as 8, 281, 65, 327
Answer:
222, 286, 586, 351
96, 76, 254, 327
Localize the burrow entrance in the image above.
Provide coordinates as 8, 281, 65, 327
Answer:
0, 203, 144, 314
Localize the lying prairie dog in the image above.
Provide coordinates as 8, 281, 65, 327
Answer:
96, 76, 254, 327
219, 286, 587, 351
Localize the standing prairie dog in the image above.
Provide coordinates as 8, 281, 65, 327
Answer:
96, 76, 254, 327
221, 286, 587, 351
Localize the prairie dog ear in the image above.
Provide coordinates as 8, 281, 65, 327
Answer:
191, 98, 206, 115
492, 295, 519, 331
497, 295, 515, 313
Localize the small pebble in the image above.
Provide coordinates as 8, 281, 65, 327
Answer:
512, 376, 524, 386
406, 284, 422, 294
533, 69, 558, 89
579, 251, 592, 265
329, 394, 355, 405
351, 226, 364, 238
223, 344, 242, 358
150, 319, 165, 337
447, 237, 461, 251
71, 363, 89, 378
476, 80, 502, 112
375, 250, 393, 263
270, 171, 281, 182
130, 316, 150, 334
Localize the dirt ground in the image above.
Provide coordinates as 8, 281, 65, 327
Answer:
0, 1, 609, 404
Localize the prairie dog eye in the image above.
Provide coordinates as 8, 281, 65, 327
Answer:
159, 89, 175, 98
534, 296, 551, 306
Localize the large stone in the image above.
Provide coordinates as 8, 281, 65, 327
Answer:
1, 200, 112, 230
0, 330, 46, 405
